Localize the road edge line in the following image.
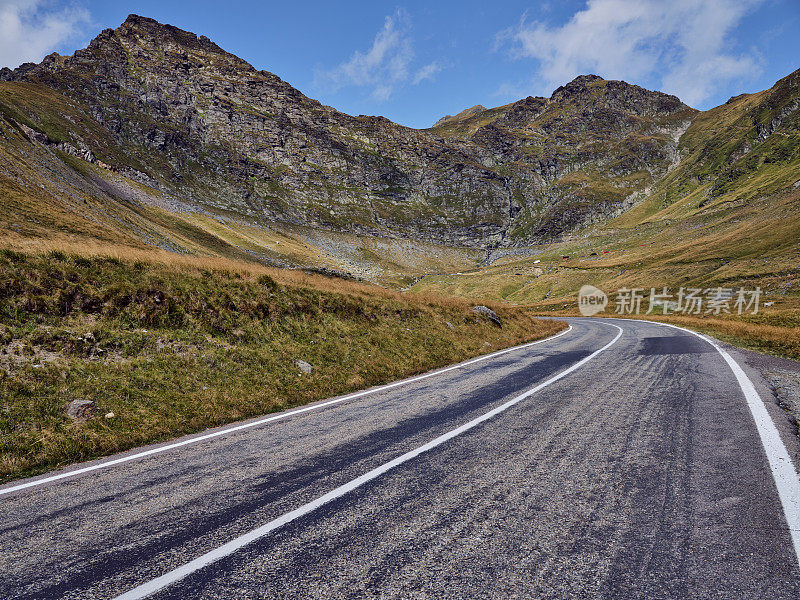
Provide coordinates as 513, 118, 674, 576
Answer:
625, 317, 800, 566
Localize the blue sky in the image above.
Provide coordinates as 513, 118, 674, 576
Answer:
1, 0, 798, 128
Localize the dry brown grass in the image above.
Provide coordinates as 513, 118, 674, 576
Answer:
0, 234, 517, 313
0, 249, 565, 482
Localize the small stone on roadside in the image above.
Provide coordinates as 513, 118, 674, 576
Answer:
66, 399, 96, 422
296, 359, 314, 374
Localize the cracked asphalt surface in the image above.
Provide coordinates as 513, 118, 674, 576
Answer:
1, 318, 799, 599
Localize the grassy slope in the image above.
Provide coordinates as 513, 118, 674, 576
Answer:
0, 249, 564, 483
0, 82, 482, 285
411, 178, 800, 304
412, 73, 800, 314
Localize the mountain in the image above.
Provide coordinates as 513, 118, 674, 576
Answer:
0, 15, 693, 245
413, 68, 800, 301
431, 74, 696, 240
0, 15, 798, 289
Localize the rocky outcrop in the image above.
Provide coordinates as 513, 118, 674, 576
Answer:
472, 305, 501, 327
17, 123, 96, 162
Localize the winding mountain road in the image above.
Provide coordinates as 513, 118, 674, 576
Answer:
2, 318, 800, 599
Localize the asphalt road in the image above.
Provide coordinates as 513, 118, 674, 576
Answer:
2, 318, 800, 599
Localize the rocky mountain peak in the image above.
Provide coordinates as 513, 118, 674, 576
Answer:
549, 73, 690, 117
497, 96, 549, 129
123, 13, 159, 27
114, 13, 226, 55
432, 105, 487, 128
551, 73, 605, 97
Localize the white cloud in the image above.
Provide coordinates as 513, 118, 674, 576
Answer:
0, 0, 91, 69
317, 9, 443, 102
413, 61, 443, 85
497, 0, 764, 106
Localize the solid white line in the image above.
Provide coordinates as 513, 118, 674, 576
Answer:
621, 318, 800, 566
111, 324, 622, 600
0, 325, 574, 497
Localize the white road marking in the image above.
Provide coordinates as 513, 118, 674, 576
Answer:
0, 325, 573, 497
626, 318, 800, 566
111, 324, 622, 600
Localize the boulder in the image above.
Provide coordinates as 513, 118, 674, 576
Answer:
66, 399, 96, 422
472, 306, 501, 327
